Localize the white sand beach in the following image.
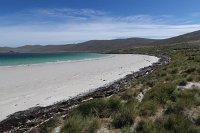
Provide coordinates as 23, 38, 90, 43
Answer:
0, 54, 159, 121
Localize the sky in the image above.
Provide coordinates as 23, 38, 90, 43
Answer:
1, 0, 200, 47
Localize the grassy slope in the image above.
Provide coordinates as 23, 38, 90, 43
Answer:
0, 38, 157, 53
34, 42, 200, 133
2, 30, 200, 54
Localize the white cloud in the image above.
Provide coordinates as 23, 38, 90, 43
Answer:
0, 8, 200, 47
30, 8, 106, 19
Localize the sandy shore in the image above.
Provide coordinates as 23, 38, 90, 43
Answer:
0, 54, 158, 121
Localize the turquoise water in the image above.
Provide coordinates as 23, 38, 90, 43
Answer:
0, 53, 108, 66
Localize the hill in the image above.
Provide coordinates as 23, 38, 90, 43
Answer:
1, 30, 200, 53
154, 30, 200, 45
0, 38, 157, 53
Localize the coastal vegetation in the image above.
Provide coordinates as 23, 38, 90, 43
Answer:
31, 42, 200, 133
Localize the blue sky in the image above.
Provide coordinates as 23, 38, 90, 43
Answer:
1, 0, 200, 47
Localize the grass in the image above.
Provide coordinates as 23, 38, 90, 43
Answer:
61, 114, 99, 133
135, 115, 200, 133
74, 96, 122, 118
144, 83, 176, 104
121, 127, 133, 133
39, 42, 200, 132
157, 115, 200, 133
112, 105, 135, 128
138, 100, 159, 116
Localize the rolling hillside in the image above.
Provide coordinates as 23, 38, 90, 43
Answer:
1, 30, 200, 53
0, 38, 157, 53
154, 30, 200, 45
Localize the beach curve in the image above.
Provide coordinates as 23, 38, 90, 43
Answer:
0, 54, 159, 121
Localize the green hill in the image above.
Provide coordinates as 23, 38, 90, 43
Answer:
1, 30, 200, 53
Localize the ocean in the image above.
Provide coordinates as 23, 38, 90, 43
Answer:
0, 53, 108, 66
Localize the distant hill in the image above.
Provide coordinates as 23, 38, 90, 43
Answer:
154, 30, 200, 45
0, 38, 157, 53
68, 38, 157, 52
1, 30, 200, 53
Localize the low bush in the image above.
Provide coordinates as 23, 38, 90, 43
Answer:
112, 106, 135, 128
160, 115, 199, 133
139, 100, 159, 116
121, 127, 133, 133
185, 67, 196, 74
145, 80, 156, 87
135, 120, 163, 133
178, 80, 187, 86
170, 68, 178, 74
194, 57, 200, 62
76, 99, 108, 117
195, 115, 200, 126
75, 97, 122, 118
187, 76, 194, 82
160, 71, 167, 77
107, 95, 122, 110
61, 114, 99, 133
165, 101, 184, 115
136, 115, 200, 133
144, 83, 176, 104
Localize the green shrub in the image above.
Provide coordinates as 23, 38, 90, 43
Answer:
185, 67, 196, 74
195, 115, 200, 126
144, 83, 176, 104
139, 100, 159, 116
197, 68, 200, 74
164, 76, 171, 81
179, 90, 200, 106
112, 107, 135, 128
166, 90, 200, 115
178, 80, 187, 86
195, 75, 200, 82
136, 115, 200, 133
107, 95, 122, 110
161, 115, 199, 133
61, 114, 99, 133
170, 68, 178, 74
194, 57, 200, 62
121, 127, 133, 133
145, 80, 156, 87
187, 76, 194, 82
165, 101, 184, 115
76, 97, 122, 118
76, 99, 108, 117
135, 120, 163, 133
160, 71, 167, 77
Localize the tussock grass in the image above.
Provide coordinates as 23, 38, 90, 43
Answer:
61, 114, 99, 133
112, 106, 135, 128
75, 97, 122, 118
48, 43, 200, 132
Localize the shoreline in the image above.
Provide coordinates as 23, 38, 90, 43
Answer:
0, 54, 168, 132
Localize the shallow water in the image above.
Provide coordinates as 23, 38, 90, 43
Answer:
0, 53, 107, 66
